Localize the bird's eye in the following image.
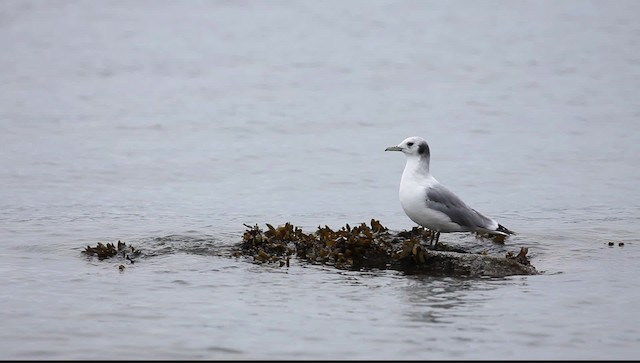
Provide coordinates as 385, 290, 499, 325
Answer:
407, 142, 414, 147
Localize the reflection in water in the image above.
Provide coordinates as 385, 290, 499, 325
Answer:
400, 275, 506, 325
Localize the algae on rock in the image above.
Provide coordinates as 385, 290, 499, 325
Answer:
234, 219, 538, 277
81, 219, 538, 277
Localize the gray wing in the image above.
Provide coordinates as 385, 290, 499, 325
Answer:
425, 184, 495, 230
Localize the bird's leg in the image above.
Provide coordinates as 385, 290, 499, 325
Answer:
428, 229, 436, 247
433, 231, 441, 249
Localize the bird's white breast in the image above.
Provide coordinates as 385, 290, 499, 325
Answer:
398, 163, 464, 232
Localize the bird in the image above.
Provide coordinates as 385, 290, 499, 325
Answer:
385, 136, 514, 247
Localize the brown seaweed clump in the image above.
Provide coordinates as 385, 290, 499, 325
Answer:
235, 219, 538, 277
235, 222, 300, 267
506, 247, 531, 265
82, 240, 141, 263
237, 219, 409, 269
295, 219, 395, 269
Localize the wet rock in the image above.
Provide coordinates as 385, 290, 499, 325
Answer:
234, 219, 538, 277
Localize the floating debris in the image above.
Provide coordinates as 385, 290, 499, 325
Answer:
233, 219, 538, 277
82, 240, 141, 263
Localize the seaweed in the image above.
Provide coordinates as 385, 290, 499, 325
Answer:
233, 219, 538, 277
81, 219, 538, 277
82, 240, 141, 263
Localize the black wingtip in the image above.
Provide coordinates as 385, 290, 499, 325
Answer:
497, 224, 515, 235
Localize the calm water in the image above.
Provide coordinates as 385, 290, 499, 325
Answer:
2, 0, 640, 359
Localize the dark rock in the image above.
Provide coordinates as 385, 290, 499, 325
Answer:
233, 219, 538, 277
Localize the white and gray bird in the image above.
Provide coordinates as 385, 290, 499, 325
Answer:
385, 136, 514, 246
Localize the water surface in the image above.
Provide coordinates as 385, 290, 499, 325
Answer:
1, 0, 640, 359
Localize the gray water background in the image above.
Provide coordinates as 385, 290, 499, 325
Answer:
1, 0, 640, 359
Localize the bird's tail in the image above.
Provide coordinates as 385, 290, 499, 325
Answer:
496, 224, 515, 235
472, 208, 515, 236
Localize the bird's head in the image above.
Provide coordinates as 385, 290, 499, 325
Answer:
385, 136, 430, 158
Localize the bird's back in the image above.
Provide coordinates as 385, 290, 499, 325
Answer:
400, 167, 500, 233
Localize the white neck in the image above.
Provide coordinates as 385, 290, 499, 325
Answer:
402, 155, 430, 180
